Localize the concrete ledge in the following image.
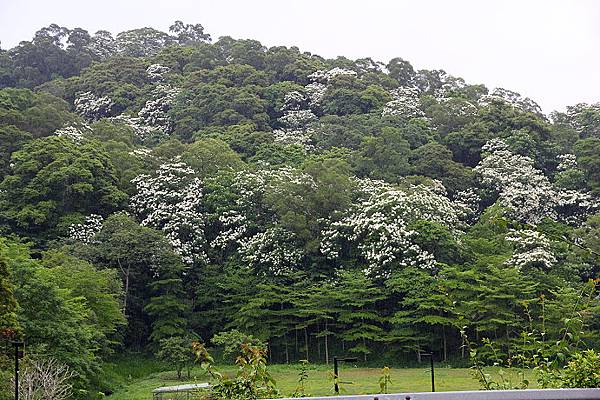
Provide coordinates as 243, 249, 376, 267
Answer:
267, 388, 600, 400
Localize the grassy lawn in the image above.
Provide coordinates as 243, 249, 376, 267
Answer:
105, 358, 536, 400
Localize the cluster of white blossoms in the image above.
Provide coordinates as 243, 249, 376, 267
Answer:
308, 67, 357, 84
272, 128, 314, 150
146, 63, 171, 82
479, 88, 543, 116
505, 229, 557, 270
281, 90, 306, 111
273, 90, 318, 151
128, 147, 153, 158
304, 67, 357, 109
131, 162, 207, 265
476, 139, 554, 224
475, 139, 597, 224
109, 115, 166, 141
453, 188, 483, 222
105, 64, 179, 142
68, 214, 104, 244
74, 91, 114, 121
557, 153, 578, 171
305, 82, 327, 109
238, 226, 304, 276
210, 168, 315, 275
382, 86, 426, 119
138, 84, 180, 133
54, 124, 92, 142
278, 109, 317, 130
321, 178, 464, 277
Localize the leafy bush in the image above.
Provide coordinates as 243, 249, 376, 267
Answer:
539, 350, 600, 388
192, 341, 277, 400
210, 330, 264, 363
156, 336, 196, 380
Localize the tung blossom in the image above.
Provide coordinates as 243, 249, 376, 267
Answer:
68, 214, 104, 244
131, 162, 207, 265
475, 139, 597, 224
505, 229, 557, 270
321, 179, 464, 278
210, 168, 315, 275
382, 86, 425, 119
74, 91, 114, 120
138, 84, 180, 133
146, 63, 171, 82
54, 124, 92, 142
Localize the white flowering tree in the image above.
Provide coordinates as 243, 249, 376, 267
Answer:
131, 162, 207, 266
146, 63, 171, 82
54, 124, 92, 142
475, 139, 597, 225
505, 229, 557, 270
209, 167, 315, 276
321, 179, 465, 277
108, 115, 165, 142
138, 84, 180, 133
475, 139, 555, 224
271, 88, 318, 150
105, 64, 180, 143
74, 91, 114, 120
382, 86, 426, 119
68, 214, 104, 244
304, 67, 357, 110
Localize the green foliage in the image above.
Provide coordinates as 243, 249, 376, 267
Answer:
291, 360, 311, 397
575, 138, 600, 193
0, 136, 127, 241
2, 238, 124, 390
76, 213, 188, 348
0, 250, 19, 339
378, 366, 392, 394
0, 88, 76, 137
2, 22, 600, 399
539, 350, 600, 388
193, 342, 278, 400
211, 330, 265, 363
464, 334, 530, 390
181, 138, 245, 177
156, 336, 196, 379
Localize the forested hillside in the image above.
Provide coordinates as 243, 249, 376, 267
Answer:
1, 22, 599, 396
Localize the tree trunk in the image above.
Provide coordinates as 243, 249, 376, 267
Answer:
117, 258, 130, 316
443, 326, 447, 362
324, 320, 329, 365
295, 329, 299, 360
317, 323, 321, 360
268, 341, 272, 362
363, 337, 367, 362
506, 326, 511, 358
284, 331, 289, 364
304, 327, 309, 362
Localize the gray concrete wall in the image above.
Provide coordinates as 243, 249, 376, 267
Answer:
267, 388, 600, 400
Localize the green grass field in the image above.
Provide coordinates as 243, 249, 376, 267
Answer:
104, 356, 536, 400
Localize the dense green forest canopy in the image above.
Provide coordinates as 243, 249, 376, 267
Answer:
1, 21, 599, 397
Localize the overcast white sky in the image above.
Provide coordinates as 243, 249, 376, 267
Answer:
1, 0, 599, 113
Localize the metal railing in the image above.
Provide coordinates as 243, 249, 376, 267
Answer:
267, 388, 600, 400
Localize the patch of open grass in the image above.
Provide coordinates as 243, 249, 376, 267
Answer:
104, 358, 537, 400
